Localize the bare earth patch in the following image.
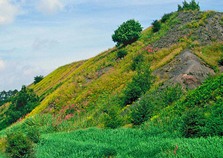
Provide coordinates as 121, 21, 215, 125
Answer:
154, 50, 215, 89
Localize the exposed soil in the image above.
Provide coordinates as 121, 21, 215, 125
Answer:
153, 11, 223, 49
154, 50, 215, 89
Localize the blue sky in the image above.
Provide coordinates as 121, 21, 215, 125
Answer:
0, 0, 222, 91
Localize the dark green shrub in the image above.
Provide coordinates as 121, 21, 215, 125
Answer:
131, 85, 182, 126
152, 20, 161, 33
123, 63, 152, 106
27, 127, 40, 144
123, 85, 142, 105
100, 148, 117, 157
131, 101, 153, 126
131, 54, 144, 71
112, 19, 142, 46
180, 109, 204, 138
117, 50, 127, 59
180, 99, 223, 138
178, 0, 200, 11
33, 75, 44, 84
161, 85, 183, 105
103, 107, 122, 129
204, 101, 223, 136
161, 13, 173, 23
6, 132, 34, 158
218, 56, 223, 66
34, 75, 44, 84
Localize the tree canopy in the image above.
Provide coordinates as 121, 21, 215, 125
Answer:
34, 75, 44, 84
112, 19, 142, 46
178, 0, 200, 11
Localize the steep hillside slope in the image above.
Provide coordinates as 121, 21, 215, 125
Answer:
28, 10, 223, 128
148, 73, 223, 137
0, 10, 222, 132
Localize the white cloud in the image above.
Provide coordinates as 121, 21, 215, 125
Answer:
0, 0, 19, 25
37, 0, 63, 14
0, 59, 5, 71
0, 60, 47, 91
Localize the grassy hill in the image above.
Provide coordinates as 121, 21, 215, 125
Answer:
26, 10, 222, 129
0, 4, 223, 158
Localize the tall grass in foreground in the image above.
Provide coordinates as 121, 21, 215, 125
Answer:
36, 128, 223, 158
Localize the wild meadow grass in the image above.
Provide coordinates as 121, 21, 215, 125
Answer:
35, 128, 223, 158
193, 42, 223, 71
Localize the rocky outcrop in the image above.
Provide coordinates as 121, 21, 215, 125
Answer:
153, 11, 223, 49
154, 50, 215, 89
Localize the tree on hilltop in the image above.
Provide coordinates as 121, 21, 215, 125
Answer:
112, 19, 142, 46
178, 0, 200, 11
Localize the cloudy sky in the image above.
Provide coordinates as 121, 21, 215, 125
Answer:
0, 0, 222, 91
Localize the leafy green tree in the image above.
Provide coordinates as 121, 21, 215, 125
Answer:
0, 86, 39, 130
152, 20, 161, 33
112, 19, 142, 46
34, 75, 44, 84
178, 0, 200, 11
0, 89, 18, 106
161, 13, 173, 23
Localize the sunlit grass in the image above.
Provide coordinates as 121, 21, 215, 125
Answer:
35, 128, 223, 158
193, 42, 223, 70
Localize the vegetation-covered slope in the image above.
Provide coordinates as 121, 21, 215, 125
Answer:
0, 1, 223, 157
0, 9, 222, 131
25, 10, 222, 128
149, 73, 223, 137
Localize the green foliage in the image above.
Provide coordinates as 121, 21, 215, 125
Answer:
218, 54, 223, 66
26, 127, 40, 144
103, 107, 122, 129
123, 63, 152, 106
161, 13, 173, 23
0, 86, 39, 130
131, 54, 144, 71
161, 85, 183, 105
178, 0, 200, 11
131, 101, 153, 126
152, 20, 161, 33
6, 132, 34, 158
180, 98, 223, 138
220, 16, 223, 26
101, 147, 117, 157
180, 108, 205, 138
116, 50, 127, 59
112, 19, 142, 46
34, 76, 44, 85
154, 74, 223, 138
35, 128, 223, 158
131, 85, 183, 126
0, 90, 18, 106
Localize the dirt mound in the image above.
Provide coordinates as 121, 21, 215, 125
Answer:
154, 50, 215, 89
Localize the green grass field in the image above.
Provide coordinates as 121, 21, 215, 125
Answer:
35, 128, 223, 158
